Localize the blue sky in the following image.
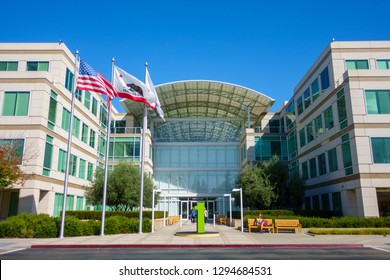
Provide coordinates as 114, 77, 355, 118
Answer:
1, 0, 390, 112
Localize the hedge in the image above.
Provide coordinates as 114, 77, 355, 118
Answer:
65, 210, 166, 220
0, 213, 152, 238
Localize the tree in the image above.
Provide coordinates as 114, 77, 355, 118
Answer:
262, 156, 305, 209
0, 143, 29, 190
261, 156, 289, 207
234, 163, 276, 209
288, 174, 306, 209
85, 162, 155, 211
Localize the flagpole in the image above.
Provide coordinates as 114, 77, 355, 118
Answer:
59, 50, 79, 238
138, 63, 150, 234
100, 58, 115, 236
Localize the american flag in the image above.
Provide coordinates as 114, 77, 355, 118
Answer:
76, 60, 117, 101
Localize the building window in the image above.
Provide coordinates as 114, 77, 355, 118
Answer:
306, 122, 314, 143
332, 192, 343, 216
318, 153, 327, 176
286, 101, 295, 130
312, 195, 320, 210
2, 91, 30, 116
320, 67, 330, 91
61, 108, 71, 131
58, 149, 67, 173
79, 159, 86, 179
337, 88, 347, 129
269, 119, 280, 133
297, 96, 303, 115
304, 87, 311, 109
0, 61, 18, 71
346, 60, 369, 70
309, 157, 317, 178
48, 91, 57, 130
109, 137, 141, 162
314, 115, 323, 138
371, 137, 390, 163
27, 61, 49, 71
299, 128, 306, 148
91, 97, 98, 116
84, 91, 91, 110
70, 154, 78, 177
75, 89, 83, 102
301, 161, 308, 180
87, 162, 94, 181
288, 130, 297, 159
377, 59, 390, 69
98, 134, 106, 158
111, 120, 127, 134
255, 136, 287, 161
43, 135, 53, 176
304, 196, 311, 210
324, 106, 334, 130
82, 123, 89, 144
72, 116, 80, 139
76, 196, 84, 210
241, 143, 247, 162
365, 90, 390, 114
100, 104, 108, 128
89, 129, 96, 148
321, 194, 330, 211
289, 160, 299, 177
65, 68, 74, 92
311, 78, 320, 102
341, 134, 353, 176
327, 148, 338, 172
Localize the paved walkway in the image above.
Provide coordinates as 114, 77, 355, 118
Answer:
1, 220, 390, 253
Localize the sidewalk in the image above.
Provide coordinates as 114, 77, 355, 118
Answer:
1, 220, 390, 253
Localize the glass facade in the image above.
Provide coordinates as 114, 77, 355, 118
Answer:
255, 136, 287, 161
154, 143, 240, 196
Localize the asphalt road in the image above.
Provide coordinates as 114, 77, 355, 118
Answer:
1, 247, 390, 260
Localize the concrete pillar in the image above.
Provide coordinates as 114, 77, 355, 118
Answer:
356, 187, 379, 217
18, 188, 40, 214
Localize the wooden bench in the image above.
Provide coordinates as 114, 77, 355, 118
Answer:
218, 216, 227, 225
247, 218, 274, 233
274, 219, 302, 233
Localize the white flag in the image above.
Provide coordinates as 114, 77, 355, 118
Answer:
113, 65, 156, 109
145, 67, 165, 121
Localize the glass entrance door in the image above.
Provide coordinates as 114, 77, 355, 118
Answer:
206, 200, 215, 220
181, 201, 189, 220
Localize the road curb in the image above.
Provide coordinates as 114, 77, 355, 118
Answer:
31, 244, 364, 249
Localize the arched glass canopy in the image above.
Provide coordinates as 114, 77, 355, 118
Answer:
120, 80, 274, 142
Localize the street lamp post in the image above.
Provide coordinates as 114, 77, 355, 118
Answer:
223, 193, 232, 227
152, 189, 161, 233
163, 194, 167, 227
232, 188, 243, 232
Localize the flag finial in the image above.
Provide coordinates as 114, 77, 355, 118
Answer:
145, 62, 148, 67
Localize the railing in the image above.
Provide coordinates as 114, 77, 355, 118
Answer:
110, 127, 142, 134
254, 126, 284, 134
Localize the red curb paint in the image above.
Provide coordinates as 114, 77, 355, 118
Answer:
31, 244, 364, 249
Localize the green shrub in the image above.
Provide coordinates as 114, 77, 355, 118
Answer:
142, 218, 151, 233
0, 213, 57, 238
104, 216, 122, 234
82, 220, 101, 236
30, 215, 57, 238
0, 219, 32, 238
65, 210, 166, 220
55, 216, 84, 237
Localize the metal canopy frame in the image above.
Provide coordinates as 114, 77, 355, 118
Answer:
120, 80, 274, 142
